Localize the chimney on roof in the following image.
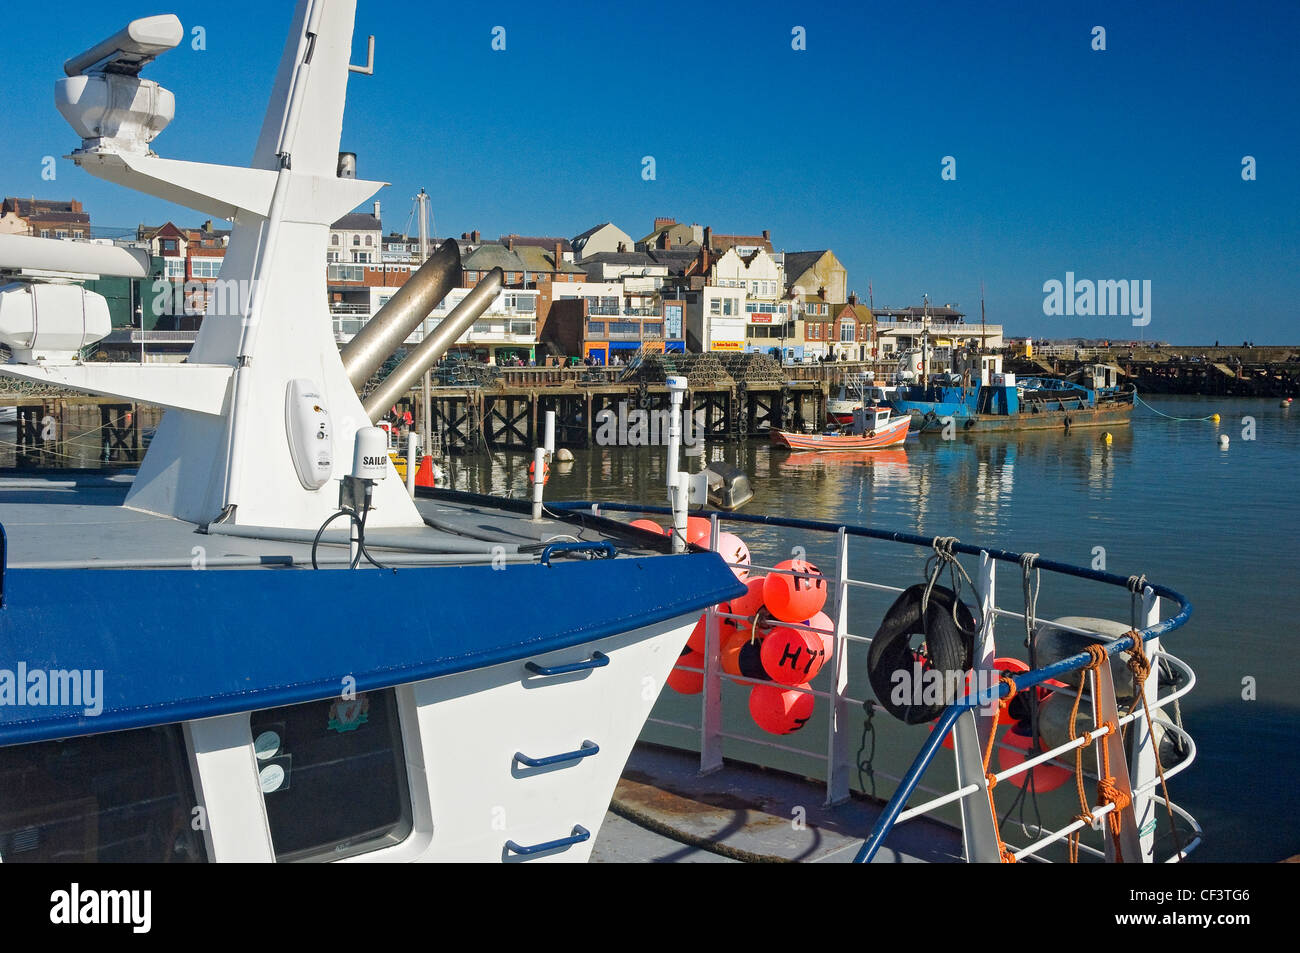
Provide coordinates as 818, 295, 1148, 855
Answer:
848, 292, 858, 305
554, 241, 562, 270
472, 230, 480, 243
203, 219, 213, 234
703, 226, 712, 249
617, 241, 627, 253
654, 217, 675, 230
461, 232, 469, 241
507, 237, 514, 251
762, 229, 770, 242
373, 201, 381, 220
662, 233, 672, 250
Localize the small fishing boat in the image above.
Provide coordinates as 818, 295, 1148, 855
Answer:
771, 405, 910, 450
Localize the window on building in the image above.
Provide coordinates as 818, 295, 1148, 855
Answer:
40, 230, 50, 238
56, 230, 68, 239
364, 235, 372, 246
162, 239, 177, 252
710, 298, 721, 316
840, 318, 855, 342
352, 235, 360, 247
191, 259, 223, 279
327, 251, 340, 263
355, 252, 371, 264
331, 234, 339, 245
0, 724, 208, 863
165, 259, 185, 278
250, 689, 412, 862
664, 304, 683, 339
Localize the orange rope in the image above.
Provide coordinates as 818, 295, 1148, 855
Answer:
1124, 633, 1184, 858
1066, 645, 1108, 862
980, 674, 1019, 863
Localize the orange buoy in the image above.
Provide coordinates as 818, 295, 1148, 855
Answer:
995, 721, 1071, 792
667, 648, 705, 695
629, 519, 666, 535
760, 625, 828, 685
804, 610, 835, 658
686, 606, 751, 654
933, 657, 1026, 750
749, 685, 815, 735
730, 575, 766, 617
763, 559, 828, 622
714, 531, 751, 580
685, 516, 713, 546
720, 629, 754, 676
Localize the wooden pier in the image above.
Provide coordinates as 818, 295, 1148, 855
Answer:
416, 376, 831, 453
1009, 346, 1300, 398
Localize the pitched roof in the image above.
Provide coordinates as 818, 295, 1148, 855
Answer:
644, 247, 702, 275
709, 233, 772, 254
500, 234, 573, 251
781, 250, 829, 286
514, 244, 585, 274
572, 222, 614, 243
331, 212, 382, 230
582, 251, 656, 268
461, 243, 527, 273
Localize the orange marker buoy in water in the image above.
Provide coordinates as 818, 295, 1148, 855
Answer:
667, 648, 705, 695
629, 519, 666, 536
749, 685, 815, 735
995, 721, 1071, 792
763, 559, 828, 622
760, 625, 828, 685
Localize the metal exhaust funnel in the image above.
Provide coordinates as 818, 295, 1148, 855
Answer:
362, 267, 504, 422
340, 238, 461, 390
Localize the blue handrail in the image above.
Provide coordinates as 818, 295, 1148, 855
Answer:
514, 739, 600, 768
525, 651, 609, 677
505, 825, 591, 856
552, 500, 1194, 863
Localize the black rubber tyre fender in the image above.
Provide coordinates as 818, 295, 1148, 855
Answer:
866, 583, 977, 724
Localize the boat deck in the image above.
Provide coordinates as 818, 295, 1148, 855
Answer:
592, 743, 963, 863
0, 473, 662, 568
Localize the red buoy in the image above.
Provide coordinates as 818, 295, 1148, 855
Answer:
995, 721, 1071, 792
720, 630, 754, 676
629, 519, 666, 536
685, 516, 712, 546
667, 648, 705, 695
760, 625, 828, 685
805, 610, 835, 659
686, 606, 750, 654
763, 559, 827, 622
730, 576, 766, 618
749, 685, 815, 735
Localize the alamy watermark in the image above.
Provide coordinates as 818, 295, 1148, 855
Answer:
594, 401, 705, 449
0, 663, 103, 716
890, 661, 1001, 715
1042, 272, 1151, 327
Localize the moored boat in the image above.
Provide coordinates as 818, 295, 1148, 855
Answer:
771, 405, 910, 450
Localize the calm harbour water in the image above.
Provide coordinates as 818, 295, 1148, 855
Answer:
449, 395, 1299, 862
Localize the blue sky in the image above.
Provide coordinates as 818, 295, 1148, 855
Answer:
3, 0, 1296, 342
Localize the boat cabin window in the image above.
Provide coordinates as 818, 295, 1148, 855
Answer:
250, 689, 411, 862
0, 724, 207, 863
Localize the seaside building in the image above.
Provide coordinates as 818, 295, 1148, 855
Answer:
0, 197, 91, 240
571, 222, 633, 260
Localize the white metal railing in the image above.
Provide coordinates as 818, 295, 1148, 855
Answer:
575, 503, 1198, 864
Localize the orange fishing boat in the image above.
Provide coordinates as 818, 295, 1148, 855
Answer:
770, 406, 911, 451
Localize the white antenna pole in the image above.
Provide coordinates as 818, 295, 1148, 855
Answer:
417, 188, 432, 459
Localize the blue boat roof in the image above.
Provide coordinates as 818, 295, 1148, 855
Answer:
0, 552, 745, 746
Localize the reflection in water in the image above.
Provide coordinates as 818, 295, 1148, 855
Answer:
446, 397, 1300, 860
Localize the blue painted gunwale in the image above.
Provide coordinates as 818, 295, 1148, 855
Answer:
0, 552, 746, 747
